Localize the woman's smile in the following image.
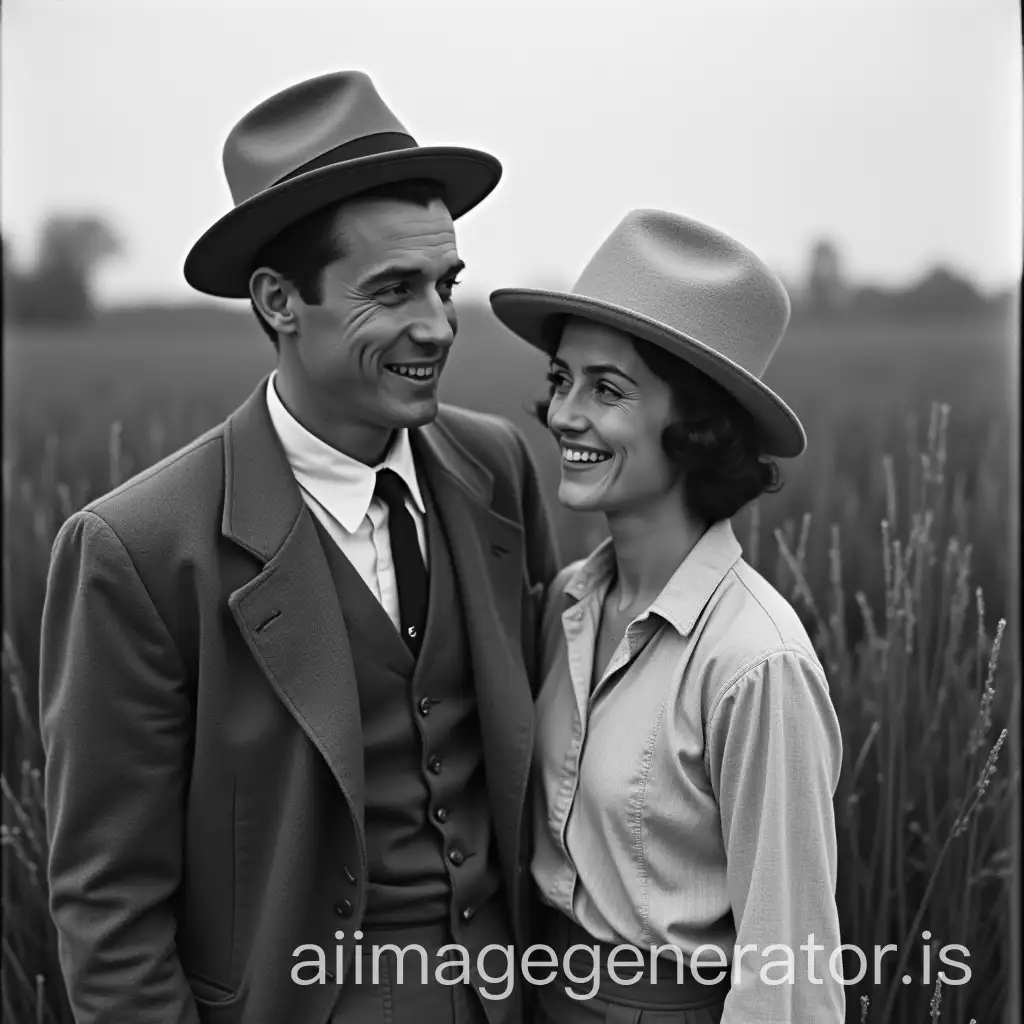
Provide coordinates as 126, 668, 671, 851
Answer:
559, 438, 613, 468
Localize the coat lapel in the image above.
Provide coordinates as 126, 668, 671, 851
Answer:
412, 419, 534, 905
221, 379, 365, 820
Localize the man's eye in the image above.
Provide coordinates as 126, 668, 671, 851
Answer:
380, 282, 412, 299
439, 276, 462, 296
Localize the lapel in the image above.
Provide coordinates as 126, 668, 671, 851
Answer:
222, 378, 365, 821
412, 415, 534, 897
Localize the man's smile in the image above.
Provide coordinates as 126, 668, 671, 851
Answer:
384, 362, 439, 382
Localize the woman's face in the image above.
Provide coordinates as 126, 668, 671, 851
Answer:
546, 317, 681, 514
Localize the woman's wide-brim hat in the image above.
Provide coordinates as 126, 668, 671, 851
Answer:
489, 209, 806, 457
184, 71, 502, 298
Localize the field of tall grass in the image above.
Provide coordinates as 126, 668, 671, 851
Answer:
2, 300, 1020, 1022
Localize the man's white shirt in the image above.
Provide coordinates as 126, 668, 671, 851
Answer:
265, 372, 427, 634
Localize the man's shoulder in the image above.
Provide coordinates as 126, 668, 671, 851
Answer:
82, 420, 227, 533
434, 402, 526, 470
435, 402, 519, 444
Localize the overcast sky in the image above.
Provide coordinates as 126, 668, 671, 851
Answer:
3, 0, 1020, 308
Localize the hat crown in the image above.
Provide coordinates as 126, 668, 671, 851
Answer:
571, 209, 790, 377
222, 71, 415, 206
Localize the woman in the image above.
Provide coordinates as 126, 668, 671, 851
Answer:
490, 210, 845, 1023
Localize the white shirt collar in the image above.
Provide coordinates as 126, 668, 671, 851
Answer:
265, 371, 426, 534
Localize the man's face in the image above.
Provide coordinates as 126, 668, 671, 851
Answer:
286, 195, 462, 434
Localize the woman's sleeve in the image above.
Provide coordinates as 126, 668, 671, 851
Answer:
705, 649, 846, 1024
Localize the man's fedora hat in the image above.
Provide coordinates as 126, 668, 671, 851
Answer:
184, 71, 502, 298
489, 209, 806, 457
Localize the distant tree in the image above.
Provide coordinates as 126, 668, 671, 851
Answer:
893, 264, 986, 316
7, 214, 122, 324
805, 238, 850, 318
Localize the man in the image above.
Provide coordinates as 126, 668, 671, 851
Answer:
39, 70, 560, 1024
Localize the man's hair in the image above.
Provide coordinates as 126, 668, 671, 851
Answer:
248, 178, 449, 346
533, 327, 783, 523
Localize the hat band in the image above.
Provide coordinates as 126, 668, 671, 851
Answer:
274, 131, 420, 185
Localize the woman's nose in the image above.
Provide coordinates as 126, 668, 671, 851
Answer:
547, 390, 588, 434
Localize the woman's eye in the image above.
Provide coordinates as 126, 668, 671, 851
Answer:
545, 372, 570, 391
596, 382, 622, 400
438, 277, 462, 299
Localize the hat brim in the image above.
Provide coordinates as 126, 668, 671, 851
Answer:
489, 288, 807, 458
184, 146, 501, 298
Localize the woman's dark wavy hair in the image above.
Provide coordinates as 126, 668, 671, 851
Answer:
533, 323, 783, 523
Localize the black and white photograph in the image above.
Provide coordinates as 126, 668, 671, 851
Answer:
2, 1, 1020, 1022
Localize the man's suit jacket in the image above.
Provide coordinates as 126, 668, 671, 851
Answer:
39, 378, 560, 1024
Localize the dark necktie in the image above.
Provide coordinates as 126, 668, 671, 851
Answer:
374, 468, 427, 656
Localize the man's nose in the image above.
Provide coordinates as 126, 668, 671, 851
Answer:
408, 289, 455, 349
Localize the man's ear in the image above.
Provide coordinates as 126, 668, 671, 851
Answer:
250, 268, 299, 338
